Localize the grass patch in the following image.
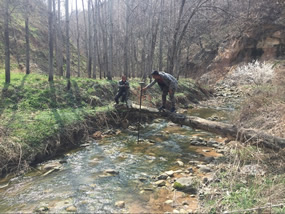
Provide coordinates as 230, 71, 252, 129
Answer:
200, 142, 285, 213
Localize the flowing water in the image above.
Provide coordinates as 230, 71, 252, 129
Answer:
0, 108, 229, 213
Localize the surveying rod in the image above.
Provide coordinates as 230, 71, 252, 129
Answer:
137, 82, 145, 143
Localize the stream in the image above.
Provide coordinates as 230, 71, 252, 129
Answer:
0, 107, 231, 213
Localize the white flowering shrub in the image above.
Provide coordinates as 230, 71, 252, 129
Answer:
225, 61, 275, 86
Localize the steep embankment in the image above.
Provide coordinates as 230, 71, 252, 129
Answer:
0, 70, 209, 177
189, 23, 285, 84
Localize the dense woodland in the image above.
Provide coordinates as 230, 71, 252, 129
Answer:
0, 0, 284, 84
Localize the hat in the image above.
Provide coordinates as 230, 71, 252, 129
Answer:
151, 70, 159, 76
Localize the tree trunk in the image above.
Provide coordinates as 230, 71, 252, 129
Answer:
87, 0, 92, 78
25, 0, 30, 74
120, 104, 285, 150
107, 0, 113, 80
4, 0, 10, 84
66, 0, 71, 89
48, 0, 54, 81
123, 0, 130, 78
91, 0, 97, 79
76, 0, 80, 77
57, 0, 64, 76
82, 0, 89, 73
158, 0, 164, 71
167, 0, 186, 75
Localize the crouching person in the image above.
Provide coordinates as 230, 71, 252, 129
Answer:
115, 75, 129, 105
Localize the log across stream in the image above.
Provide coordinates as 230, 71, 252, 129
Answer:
117, 104, 285, 150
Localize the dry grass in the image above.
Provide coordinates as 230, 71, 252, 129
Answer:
235, 62, 285, 138
199, 141, 285, 213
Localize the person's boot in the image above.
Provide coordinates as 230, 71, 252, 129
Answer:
158, 106, 166, 111
170, 107, 176, 113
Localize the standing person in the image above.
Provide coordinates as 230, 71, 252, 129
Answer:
115, 75, 130, 104
143, 70, 178, 112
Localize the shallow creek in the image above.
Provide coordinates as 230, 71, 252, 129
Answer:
0, 108, 230, 213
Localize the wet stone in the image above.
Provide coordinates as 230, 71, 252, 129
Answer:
80, 143, 90, 148
164, 200, 173, 205
157, 173, 168, 180
104, 169, 119, 175
165, 170, 175, 177
115, 201, 125, 208
92, 131, 102, 139
66, 205, 77, 212
138, 177, 147, 182
35, 206, 49, 212
173, 177, 197, 194
155, 180, 166, 187
204, 157, 215, 164
197, 165, 212, 173
177, 160, 184, 167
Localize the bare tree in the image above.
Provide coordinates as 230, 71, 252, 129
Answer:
87, 0, 92, 78
158, 0, 165, 71
107, 0, 113, 80
25, 0, 30, 74
66, 0, 71, 89
167, 0, 209, 75
48, 0, 54, 81
57, 0, 64, 76
123, 0, 131, 78
76, 0, 80, 77
4, 0, 10, 83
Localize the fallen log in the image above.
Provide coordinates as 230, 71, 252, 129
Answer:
116, 104, 285, 150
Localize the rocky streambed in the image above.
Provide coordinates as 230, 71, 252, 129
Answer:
0, 113, 229, 213
0, 83, 245, 213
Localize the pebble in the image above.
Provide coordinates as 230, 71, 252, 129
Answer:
66, 206, 77, 212
157, 173, 168, 180
104, 169, 119, 174
165, 170, 175, 177
115, 201, 125, 208
155, 180, 166, 187
177, 160, 184, 166
164, 200, 173, 205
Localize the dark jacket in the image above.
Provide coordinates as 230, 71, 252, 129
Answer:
145, 71, 178, 91
117, 80, 129, 92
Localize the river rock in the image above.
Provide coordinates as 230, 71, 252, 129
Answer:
164, 200, 173, 205
80, 143, 90, 148
177, 160, 184, 167
157, 173, 168, 180
173, 177, 197, 194
165, 170, 175, 177
92, 131, 102, 139
66, 205, 77, 212
121, 119, 129, 129
104, 169, 119, 175
102, 129, 116, 135
115, 201, 125, 208
42, 162, 62, 171
35, 206, 49, 212
155, 180, 166, 187
204, 156, 215, 164
197, 165, 212, 173
189, 160, 200, 165
138, 177, 147, 182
